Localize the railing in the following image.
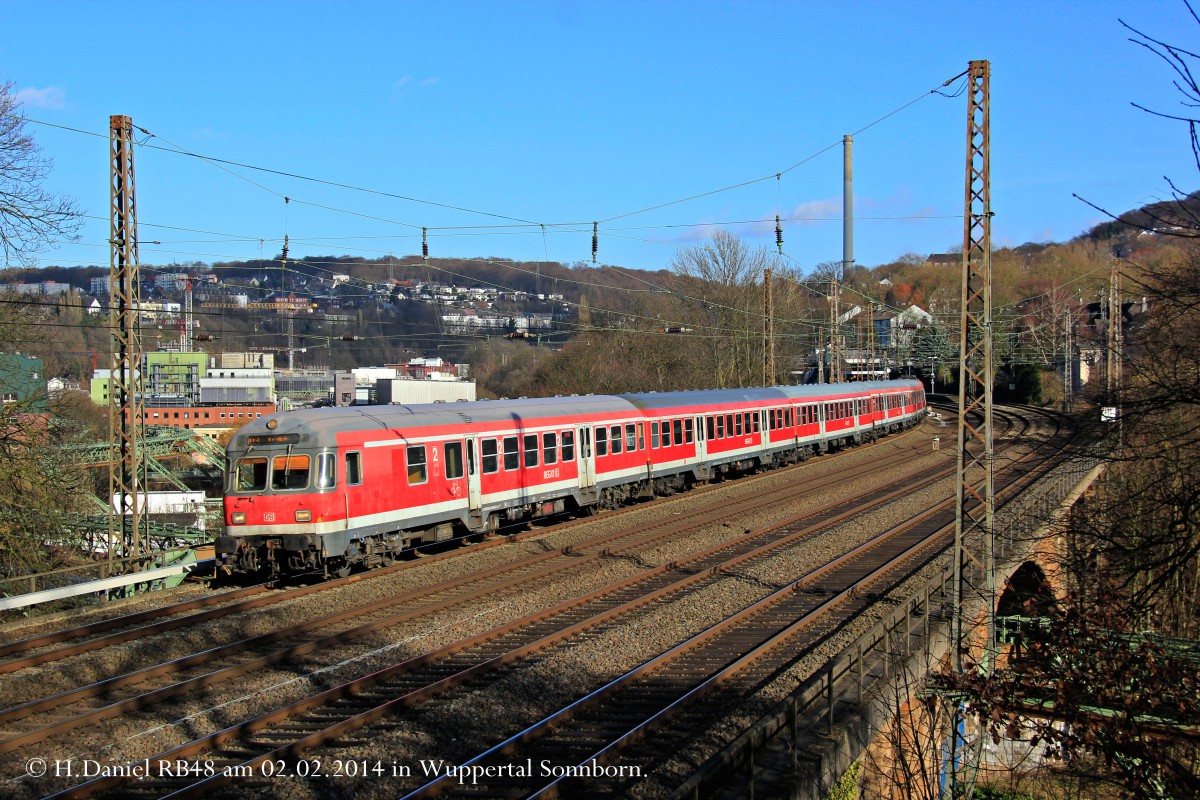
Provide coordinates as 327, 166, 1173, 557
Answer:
670, 456, 1101, 799
0, 531, 217, 620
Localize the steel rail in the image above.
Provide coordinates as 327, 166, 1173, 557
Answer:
0, 422, 928, 673
39, 429, 957, 798
1, 435, 938, 755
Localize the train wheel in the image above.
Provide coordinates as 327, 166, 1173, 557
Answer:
334, 562, 351, 579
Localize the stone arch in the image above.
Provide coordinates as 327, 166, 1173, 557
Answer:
998, 560, 1057, 618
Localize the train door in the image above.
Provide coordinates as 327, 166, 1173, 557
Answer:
694, 415, 707, 464
578, 426, 595, 491
465, 436, 482, 513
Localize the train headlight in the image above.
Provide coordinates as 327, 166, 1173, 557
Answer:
295, 509, 312, 522
230, 512, 246, 525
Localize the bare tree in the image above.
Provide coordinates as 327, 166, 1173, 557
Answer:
0, 80, 82, 266
669, 230, 775, 388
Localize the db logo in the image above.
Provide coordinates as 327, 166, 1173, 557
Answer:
263, 512, 275, 522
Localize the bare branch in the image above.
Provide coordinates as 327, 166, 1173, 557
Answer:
0, 80, 83, 267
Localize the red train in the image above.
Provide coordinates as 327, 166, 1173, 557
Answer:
218, 380, 926, 577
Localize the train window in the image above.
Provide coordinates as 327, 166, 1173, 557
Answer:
683, 418, 693, 444
543, 432, 558, 465
769, 409, 777, 430
626, 423, 637, 451
503, 437, 519, 470
638, 422, 645, 450
444, 442, 464, 481
726, 414, 734, 436
407, 446, 427, 485
236, 457, 268, 491
735, 414, 743, 437
524, 433, 539, 467
596, 426, 608, 456
316, 453, 336, 489
674, 419, 684, 445
346, 451, 362, 486
706, 416, 715, 440
752, 413, 760, 434
610, 425, 622, 455
651, 421, 660, 448
271, 455, 310, 490
662, 420, 672, 447
562, 430, 575, 461
482, 439, 498, 474
716, 415, 724, 438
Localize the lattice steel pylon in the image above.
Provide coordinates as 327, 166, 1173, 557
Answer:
108, 115, 149, 567
948, 59, 996, 798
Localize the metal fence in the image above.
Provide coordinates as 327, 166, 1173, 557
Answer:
671, 456, 1102, 799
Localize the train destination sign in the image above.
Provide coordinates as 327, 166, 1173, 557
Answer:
246, 433, 301, 445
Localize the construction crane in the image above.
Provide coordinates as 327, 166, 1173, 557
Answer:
200, 294, 315, 365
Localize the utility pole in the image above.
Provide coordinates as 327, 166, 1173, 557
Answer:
1106, 259, 1121, 414
280, 234, 297, 370
843, 134, 854, 280
107, 115, 148, 569
950, 59, 995, 800
183, 277, 194, 353
1063, 306, 1073, 412
763, 267, 774, 386
830, 278, 841, 383
868, 302, 877, 380
855, 311, 864, 381
816, 324, 825, 384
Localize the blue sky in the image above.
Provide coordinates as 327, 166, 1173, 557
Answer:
2, 0, 1197, 276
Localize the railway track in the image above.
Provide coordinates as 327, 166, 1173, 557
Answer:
0, 429, 936, 710
12, 411, 1039, 799
0, 414, 941, 675
398, 407, 1069, 798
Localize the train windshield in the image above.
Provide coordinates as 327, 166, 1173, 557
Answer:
272, 455, 310, 490
236, 457, 269, 491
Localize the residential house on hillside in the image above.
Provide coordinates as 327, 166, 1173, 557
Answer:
0, 353, 47, 410
923, 253, 959, 267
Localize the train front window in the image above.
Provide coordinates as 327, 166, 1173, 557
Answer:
236, 457, 268, 491
272, 455, 310, 490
